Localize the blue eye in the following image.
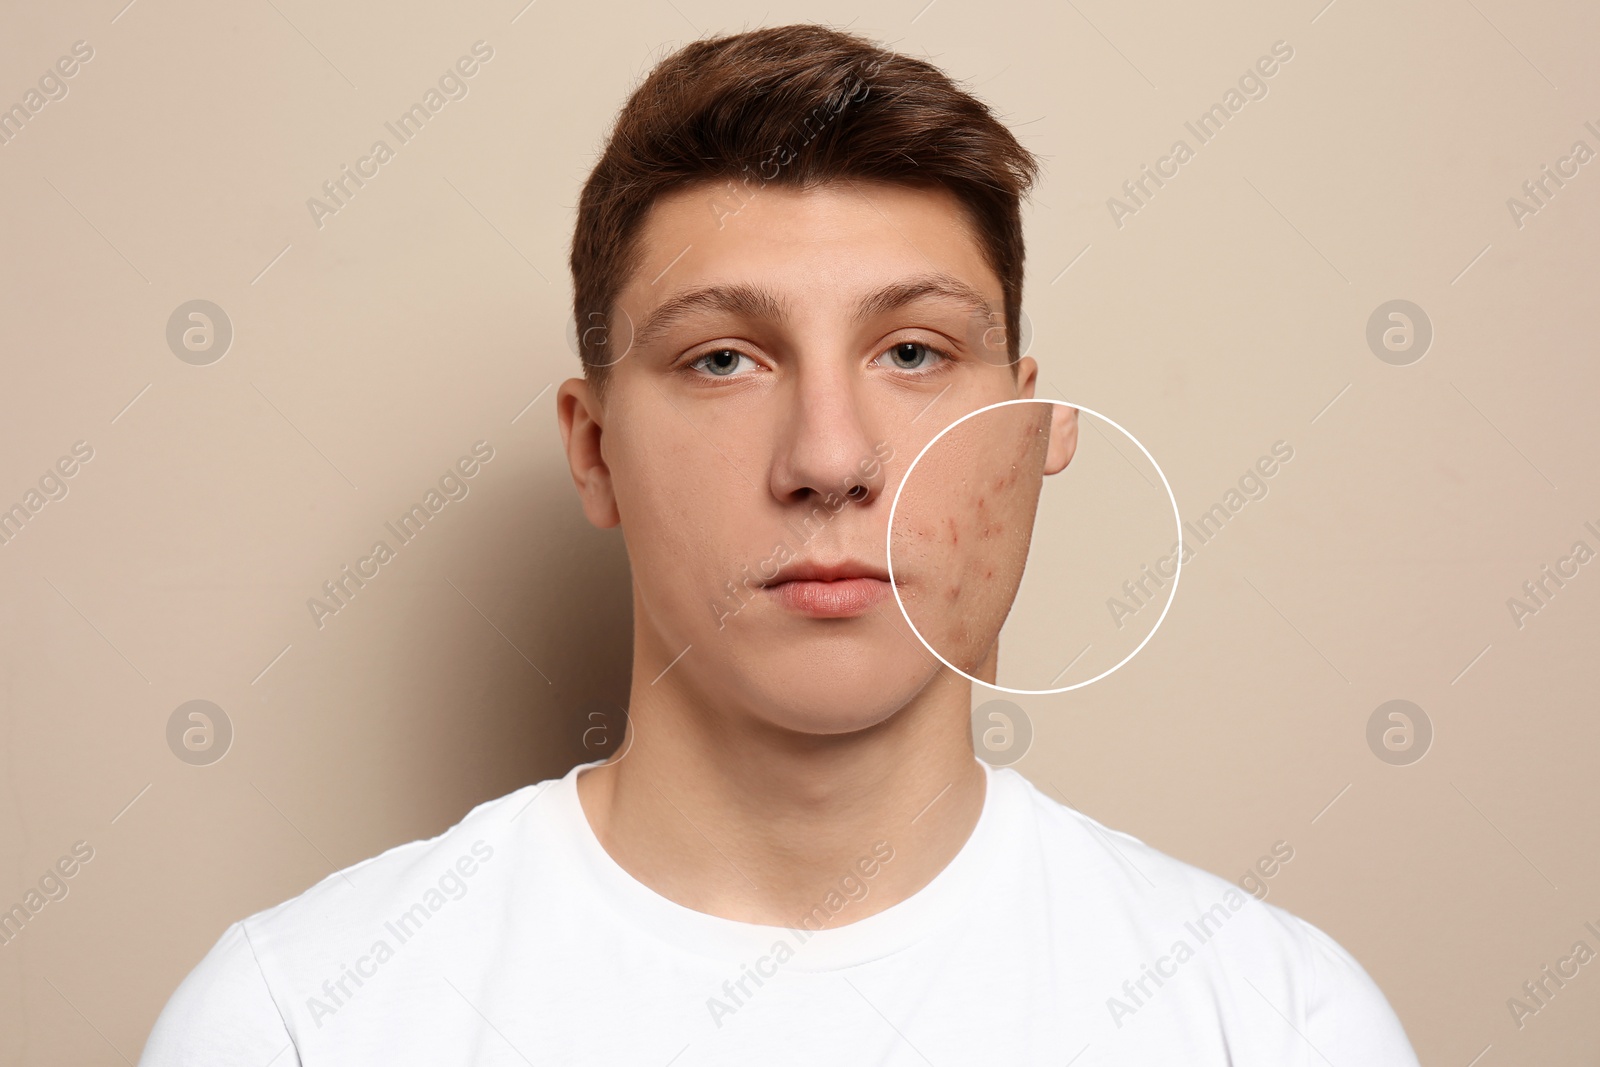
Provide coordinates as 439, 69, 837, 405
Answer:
877, 342, 944, 371
690, 349, 754, 376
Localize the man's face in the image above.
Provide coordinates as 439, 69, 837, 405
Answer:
560, 180, 1062, 735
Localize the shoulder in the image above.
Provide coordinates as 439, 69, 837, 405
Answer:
138, 921, 298, 1066
243, 778, 542, 944
996, 768, 1418, 1062
996, 767, 1286, 933
140, 777, 556, 1065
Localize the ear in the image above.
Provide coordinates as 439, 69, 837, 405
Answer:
1043, 404, 1078, 476
1014, 355, 1038, 399
556, 377, 621, 528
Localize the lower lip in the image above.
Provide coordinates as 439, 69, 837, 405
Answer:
766, 578, 892, 618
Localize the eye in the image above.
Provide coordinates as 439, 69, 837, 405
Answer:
875, 341, 946, 373
688, 348, 758, 377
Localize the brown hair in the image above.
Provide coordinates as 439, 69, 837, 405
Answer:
569, 23, 1041, 389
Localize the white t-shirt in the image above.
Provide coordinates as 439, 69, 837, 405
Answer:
140, 759, 1419, 1065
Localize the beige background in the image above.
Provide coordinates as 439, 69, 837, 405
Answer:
2, 0, 1597, 1062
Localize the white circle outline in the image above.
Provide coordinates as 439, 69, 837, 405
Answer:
885, 398, 1182, 695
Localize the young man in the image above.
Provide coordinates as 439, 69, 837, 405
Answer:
141, 24, 1419, 1064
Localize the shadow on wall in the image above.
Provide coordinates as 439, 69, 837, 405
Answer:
381, 450, 633, 827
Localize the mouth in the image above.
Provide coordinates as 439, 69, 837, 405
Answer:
762, 560, 893, 619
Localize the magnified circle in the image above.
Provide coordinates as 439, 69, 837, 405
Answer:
886, 398, 1182, 695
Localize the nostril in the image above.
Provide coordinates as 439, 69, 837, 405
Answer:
847, 484, 868, 501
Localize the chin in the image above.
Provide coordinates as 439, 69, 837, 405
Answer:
732, 654, 936, 738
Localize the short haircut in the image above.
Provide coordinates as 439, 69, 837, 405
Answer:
569, 23, 1042, 393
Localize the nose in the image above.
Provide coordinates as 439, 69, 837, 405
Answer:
769, 361, 886, 508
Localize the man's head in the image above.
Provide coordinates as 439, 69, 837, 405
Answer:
558, 24, 1076, 737
567, 24, 1039, 388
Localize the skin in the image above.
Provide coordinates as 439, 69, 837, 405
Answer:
557, 179, 1076, 928
893, 400, 1076, 677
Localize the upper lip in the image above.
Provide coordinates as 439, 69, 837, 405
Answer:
764, 559, 891, 586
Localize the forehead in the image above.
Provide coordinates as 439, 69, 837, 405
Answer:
615, 180, 1002, 325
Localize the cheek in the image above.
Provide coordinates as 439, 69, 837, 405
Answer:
934, 425, 1040, 553
947, 464, 1034, 593
892, 425, 1043, 668
937, 494, 1003, 598
613, 434, 726, 571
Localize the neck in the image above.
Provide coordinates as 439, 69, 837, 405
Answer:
575, 635, 987, 928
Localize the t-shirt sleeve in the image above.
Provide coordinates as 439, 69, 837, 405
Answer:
1298, 917, 1420, 1066
138, 921, 300, 1067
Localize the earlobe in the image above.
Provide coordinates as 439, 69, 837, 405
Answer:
1043, 404, 1078, 476
556, 378, 621, 529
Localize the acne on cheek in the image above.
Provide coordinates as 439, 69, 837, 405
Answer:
896, 422, 1044, 662
945, 450, 1041, 628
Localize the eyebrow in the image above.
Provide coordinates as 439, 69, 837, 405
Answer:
632, 283, 785, 352
855, 275, 995, 328
630, 273, 996, 352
